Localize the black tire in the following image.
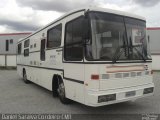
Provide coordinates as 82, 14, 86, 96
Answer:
23, 70, 30, 84
52, 90, 58, 97
57, 78, 71, 104
52, 76, 58, 97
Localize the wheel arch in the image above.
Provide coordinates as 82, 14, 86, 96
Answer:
52, 74, 63, 96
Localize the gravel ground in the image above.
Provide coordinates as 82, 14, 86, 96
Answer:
0, 70, 159, 114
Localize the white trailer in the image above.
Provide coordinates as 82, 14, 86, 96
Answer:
17, 7, 154, 107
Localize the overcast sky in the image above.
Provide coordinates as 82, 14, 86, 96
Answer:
0, 0, 160, 33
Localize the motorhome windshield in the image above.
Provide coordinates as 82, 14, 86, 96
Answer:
85, 12, 151, 62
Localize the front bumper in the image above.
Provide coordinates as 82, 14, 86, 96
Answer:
85, 83, 154, 107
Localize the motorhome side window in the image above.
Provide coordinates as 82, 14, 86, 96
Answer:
47, 24, 62, 48
24, 39, 30, 57
64, 16, 84, 61
24, 39, 29, 48
24, 49, 29, 56
18, 43, 22, 55
6, 40, 9, 51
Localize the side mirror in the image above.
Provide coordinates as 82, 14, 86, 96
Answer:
84, 9, 89, 19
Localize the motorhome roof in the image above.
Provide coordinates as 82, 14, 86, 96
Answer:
18, 7, 146, 42
88, 7, 146, 21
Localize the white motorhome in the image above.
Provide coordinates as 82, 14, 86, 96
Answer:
17, 7, 154, 107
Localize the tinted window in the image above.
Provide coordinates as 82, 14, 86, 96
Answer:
40, 39, 46, 61
10, 39, 13, 44
64, 16, 84, 61
124, 18, 151, 60
34, 43, 36, 48
18, 43, 22, 54
24, 49, 29, 57
24, 39, 29, 48
6, 40, 9, 51
86, 12, 127, 61
47, 24, 62, 48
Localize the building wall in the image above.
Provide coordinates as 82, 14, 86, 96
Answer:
147, 28, 160, 70
6, 55, 17, 66
0, 33, 31, 55
0, 33, 31, 67
152, 55, 160, 70
0, 55, 5, 66
147, 28, 160, 54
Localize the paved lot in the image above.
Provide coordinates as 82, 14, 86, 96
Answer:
0, 70, 159, 114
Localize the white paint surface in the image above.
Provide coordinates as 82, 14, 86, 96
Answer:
152, 55, 160, 70
7, 55, 16, 66
0, 55, 5, 66
0, 55, 16, 67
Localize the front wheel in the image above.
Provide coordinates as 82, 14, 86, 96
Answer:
23, 70, 30, 84
57, 79, 71, 104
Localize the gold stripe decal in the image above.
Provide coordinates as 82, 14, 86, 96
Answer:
106, 65, 146, 73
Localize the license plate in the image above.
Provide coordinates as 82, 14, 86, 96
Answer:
125, 91, 136, 97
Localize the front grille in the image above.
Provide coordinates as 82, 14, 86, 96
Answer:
102, 74, 109, 79
131, 72, 136, 77
115, 73, 122, 78
101, 71, 149, 79
137, 72, 142, 76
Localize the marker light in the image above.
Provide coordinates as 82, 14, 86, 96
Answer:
91, 74, 99, 80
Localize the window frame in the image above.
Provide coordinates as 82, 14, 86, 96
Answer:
6, 40, 9, 51
24, 48, 29, 57
64, 16, 85, 61
34, 43, 36, 48
10, 39, 13, 44
40, 39, 46, 61
30, 45, 33, 49
47, 23, 62, 49
24, 39, 30, 48
18, 43, 22, 55
24, 39, 30, 57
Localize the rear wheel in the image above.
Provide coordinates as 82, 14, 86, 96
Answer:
52, 76, 58, 97
57, 78, 71, 104
23, 70, 30, 84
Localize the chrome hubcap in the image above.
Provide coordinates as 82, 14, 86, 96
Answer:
58, 83, 65, 98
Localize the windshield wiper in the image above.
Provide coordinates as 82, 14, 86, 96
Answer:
112, 47, 122, 63
131, 45, 146, 62
129, 36, 146, 62
112, 45, 127, 63
112, 35, 128, 63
